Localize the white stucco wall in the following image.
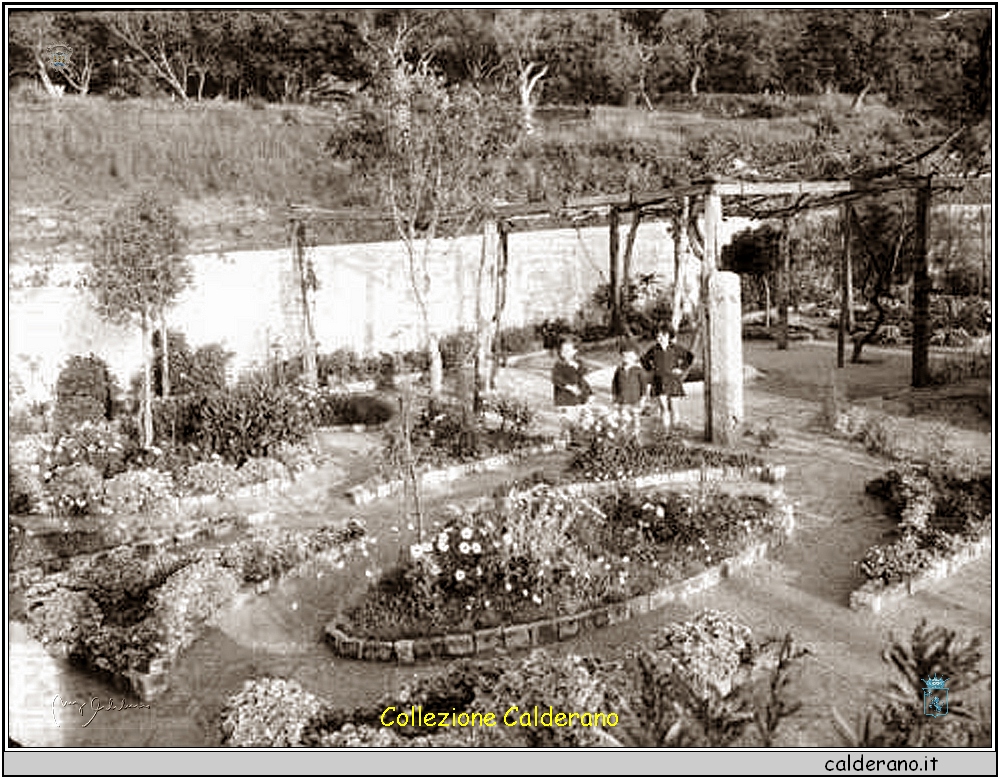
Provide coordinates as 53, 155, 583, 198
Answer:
8, 217, 754, 403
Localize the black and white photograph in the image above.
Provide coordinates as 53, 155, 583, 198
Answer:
5, 5, 995, 773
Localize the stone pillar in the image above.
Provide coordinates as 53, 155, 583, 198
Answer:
701, 185, 721, 442
708, 271, 743, 446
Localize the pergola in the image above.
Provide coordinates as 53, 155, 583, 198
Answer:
289, 171, 966, 445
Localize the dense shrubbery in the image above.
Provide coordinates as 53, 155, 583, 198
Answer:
103, 468, 175, 515
152, 379, 314, 465
382, 395, 541, 472
313, 393, 395, 427
859, 464, 991, 586
342, 483, 785, 640
54, 355, 117, 429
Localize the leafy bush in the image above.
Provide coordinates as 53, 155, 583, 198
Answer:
152, 380, 315, 464
535, 318, 573, 351
103, 468, 175, 515
151, 557, 242, 661
483, 394, 535, 440
313, 392, 395, 427
237, 457, 290, 485
54, 354, 116, 428
497, 325, 539, 356
153, 330, 232, 397
9, 461, 46, 515
221, 678, 327, 747
182, 460, 243, 497
44, 463, 104, 516
219, 524, 363, 583
44, 421, 129, 479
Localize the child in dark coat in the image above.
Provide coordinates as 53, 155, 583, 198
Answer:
641, 325, 693, 434
612, 345, 648, 439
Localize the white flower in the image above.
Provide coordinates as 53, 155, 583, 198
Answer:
505, 582, 513, 591
471, 542, 482, 554
459, 542, 471, 555
460, 527, 474, 540
502, 533, 513, 546
455, 570, 466, 582
532, 594, 542, 605
656, 505, 665, 518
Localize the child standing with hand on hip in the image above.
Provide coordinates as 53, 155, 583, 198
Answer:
641, 325, 693, 435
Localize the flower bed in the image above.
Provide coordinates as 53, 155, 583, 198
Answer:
567, 407, 765, 482
332, 482, 793, 658
22, 522, 365, 699
851, 464, 991, 612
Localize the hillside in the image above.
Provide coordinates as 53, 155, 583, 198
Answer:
7, 91, 968, 264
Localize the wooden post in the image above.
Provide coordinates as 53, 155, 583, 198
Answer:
621, 208, 642, 332
980, 202, 989, 297
838, 202, 852, 369
609, 207, 623, 335
475, 221, 499, 402
777, 210, 791, 350
912, 178, 932, 388
702, 183, 721, 442
292, 220, 318, 387
491, 222, 510, 388
672, 196, 691, 331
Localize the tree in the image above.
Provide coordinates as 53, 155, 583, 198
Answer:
84, 192, 191, 447
658, 9, 714, 96
326, 21, 519, 396
494, 9, 554, 134
848, 199, 916, 363
100, 11, 193, 101
9, 11, 67, 97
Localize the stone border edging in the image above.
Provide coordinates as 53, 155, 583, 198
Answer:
849, 536, 991, 613
346, 440, 568, 505
325, 507, 794, 664
347, 447, 783, 506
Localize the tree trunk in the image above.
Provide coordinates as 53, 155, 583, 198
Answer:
911, 181, 932, 387
850, 82, 872, 113
689, 63, 701, 96
34, 53, 63, 98
197, 70, 206, 102
141, 311, 153, 448
776, 215, 791, 350
672, 197, 691, 331
763, 276, 771, 329
160, 316, 170, 397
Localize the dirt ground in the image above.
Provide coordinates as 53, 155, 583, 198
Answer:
10, 339, 993, 747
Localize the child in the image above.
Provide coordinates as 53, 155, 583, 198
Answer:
641, 325, 693, 434
612, 345, 647, 439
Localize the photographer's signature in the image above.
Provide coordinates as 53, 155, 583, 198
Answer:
52, 695, 150, 727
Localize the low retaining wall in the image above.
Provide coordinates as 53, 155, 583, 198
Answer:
849, 536, 990, 613
325, 507, 794, 665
